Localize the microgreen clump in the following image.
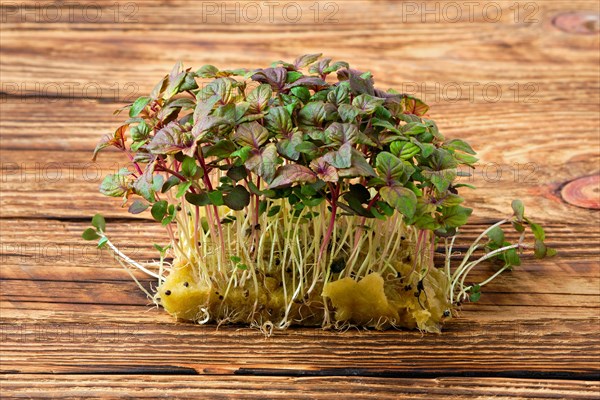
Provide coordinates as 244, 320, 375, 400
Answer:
85, 54, 555, 333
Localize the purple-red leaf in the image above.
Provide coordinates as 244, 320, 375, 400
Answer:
233, 121, 269, 149
269, 165, 317, 189
147, 122, 195, 156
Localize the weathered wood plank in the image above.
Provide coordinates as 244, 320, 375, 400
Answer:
1, 375, 599, 400
0, 316, 598, 376
1, 1, 598, 97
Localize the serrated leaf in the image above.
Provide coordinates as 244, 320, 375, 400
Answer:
100, 168, 131, 198
276, 131, 303, 161
148, 122, 195, 156
325, 122, 359, 145
246, 84, 272, 113
352, 94, 385, 114
440, 205, 473, 228
337, 104, 360, 123
251, 67, 287, 90
132, 164, 157, 203
310, 158, 339, 182
233, 121, 269, 149
129, 96, 151, 118
269, 165, 317, 189
376, 152, 404, 183
379, 184, 417, 218
298, 102, 326, 127
203, 140, 236, 158
245, 143, 279, 183
265, 106, 293, 136
445, 138, 476, 155
294, 53, 322, 69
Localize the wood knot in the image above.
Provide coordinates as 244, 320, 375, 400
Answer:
552, 12, 599, 35
561, 175, 600, 210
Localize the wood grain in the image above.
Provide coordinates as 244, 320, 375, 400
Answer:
1, 0, 599, 398
1, 375, 599, 399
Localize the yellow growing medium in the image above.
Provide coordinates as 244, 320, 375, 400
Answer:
157, 259, 451, 333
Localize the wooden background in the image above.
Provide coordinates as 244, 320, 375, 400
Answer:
1, 0, 599, 398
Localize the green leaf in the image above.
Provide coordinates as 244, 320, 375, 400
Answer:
327, 84, 349, 106
445, 138, 476, 155
267, 205, 281, 217
151, 200, 169, 221
323, 143, 352, 169
181, 156, 198, 178
276, 131, 303, 161
128, 200, 149, 214
91, 214, 106, 232
487, 226, 505, 246
148, 122, 195, 156
534, 239, 547, 259
247, 84, 272, 113
324, 122, 359, 146
176, 181, 193, 198
231, 146, 253, 164
227, 165, 248, 181
196, 64, 219, 78
440, 205, 473, 228
203, 140, 236, 158
469, 291, 481, 302
294, 53, 322, 69
265, 107, 293, 136
376, 152, 405, 183
530, 222, 545, 241
233, 121, 269, 149
512, 199, 525, 221
390, 141, 420, 160
100, 168, 131, 198
245, 143, 279, 183
504, 248, 521, 266
337, 104, 360, 123
298, 102, 326, 127
224, 185, 251, 211
269, 165, 317, 189
290, 86, 311, 103
422, 168, 457, 193
185, 192, 210, 206
352, 94, 385, 114
82, 228, 100, 241
161, 176, 181, 193
132, 164, 158, 203
208, 190, 224, 206
379, 184, 417, 218
129, 96, 151, 117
